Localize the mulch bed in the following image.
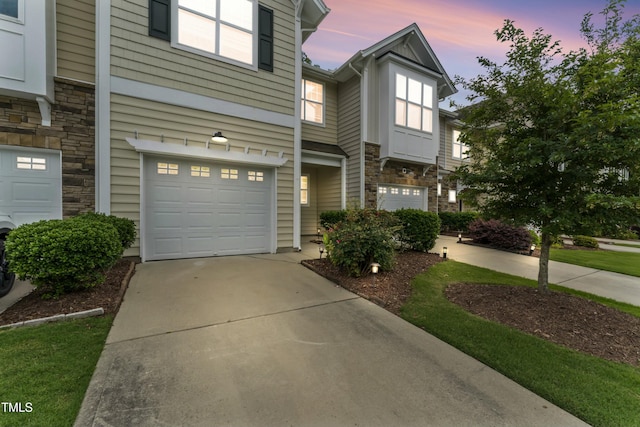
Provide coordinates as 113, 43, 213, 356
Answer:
0, 259, 135, 326
303, 251, 640, 366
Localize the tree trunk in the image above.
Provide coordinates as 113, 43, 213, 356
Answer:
537, 232, 552, 293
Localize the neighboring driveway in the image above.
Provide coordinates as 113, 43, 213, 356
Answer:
75, 250, 587, 427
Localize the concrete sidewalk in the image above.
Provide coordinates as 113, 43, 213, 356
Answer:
435, 235, 640, 306
75, 251, 587, 427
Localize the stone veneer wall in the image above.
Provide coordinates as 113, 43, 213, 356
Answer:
0, 77, 95, 217
364, 142, 458, 212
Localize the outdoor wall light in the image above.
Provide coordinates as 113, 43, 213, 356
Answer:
370, 262, 380, 286
442, 247, 448, 259
317, 228, 321, 240
529, 244, 536, 256
319, 244, 325, 259
457, 233, 462, 243
212, 131, 228, 143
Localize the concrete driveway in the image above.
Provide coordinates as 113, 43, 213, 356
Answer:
76, 251, 587, 427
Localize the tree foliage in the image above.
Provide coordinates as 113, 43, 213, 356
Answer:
453, 0, 640, 291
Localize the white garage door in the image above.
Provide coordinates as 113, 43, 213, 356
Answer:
377, 184, 427, 211
0, 147, 62, 226
144, 156, 273, 261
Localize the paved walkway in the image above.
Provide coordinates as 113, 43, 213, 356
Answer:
435, 235, 640, 307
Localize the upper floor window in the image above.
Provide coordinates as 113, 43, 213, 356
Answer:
452, 130, 469, 159
301, 79, 324, 124
176, 0, 255, 66
395, 73, 433, 133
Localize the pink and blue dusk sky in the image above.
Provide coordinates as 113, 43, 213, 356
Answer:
303, 0, 640, 106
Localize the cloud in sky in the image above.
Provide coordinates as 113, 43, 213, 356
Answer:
303, 0, 640, 105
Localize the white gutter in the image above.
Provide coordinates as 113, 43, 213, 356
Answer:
95, 0, 111, 213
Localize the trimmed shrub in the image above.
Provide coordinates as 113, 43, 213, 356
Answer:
319, 210, 347, 229
393, 209, 440, 252
439, 211, 480, 233
572, 235, 599, 249
324, 208, 400, 277
74, 212, 136, 250
468, 219, 532, 251
5, 218, 122, 296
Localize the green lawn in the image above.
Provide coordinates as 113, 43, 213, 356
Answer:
401, 261, 640, 427
550, 248, 640, 277
0, 316, 112, 427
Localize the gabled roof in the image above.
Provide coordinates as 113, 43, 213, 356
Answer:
333, 23, 456, 99
299, 0, 331, 43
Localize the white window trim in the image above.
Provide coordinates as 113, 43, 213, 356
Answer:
452, 129, 469, 160
171, 0, 258, 71
394, 72, 434, 134
301, 79, 325, 126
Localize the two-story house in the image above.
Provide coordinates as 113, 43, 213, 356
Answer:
1, 1, 464, 261
300, 24, 463, 236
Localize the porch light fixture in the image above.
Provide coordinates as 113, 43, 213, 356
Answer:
457, 233, 462, 243
370, 262, 380, 286
317, 228, 321, 240
529, 244, 536, 256
319, 244, 325, 259
442, 247, 448, 259
212, 131, 228, 143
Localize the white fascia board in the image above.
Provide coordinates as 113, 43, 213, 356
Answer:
112, 77, 295, 129
126, 138, 288, 167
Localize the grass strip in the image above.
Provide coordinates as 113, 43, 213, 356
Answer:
401, 261, 640, 427
550, 248, 640, 277
0, 316, 112, 427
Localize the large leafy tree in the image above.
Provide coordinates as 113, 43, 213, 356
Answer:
453, 0, 640, 291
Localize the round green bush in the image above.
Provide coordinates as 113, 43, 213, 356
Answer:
393, 209, 440, 252
572, 235, 599, 249
319, 210, 348, 230
324, 208, 399, 277
439, 212, 480, 233
5, 218, 122, 296
73, 212, 136, 250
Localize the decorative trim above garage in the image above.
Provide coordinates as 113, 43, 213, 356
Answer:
125, 137, 288, 167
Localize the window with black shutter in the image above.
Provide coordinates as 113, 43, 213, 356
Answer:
258, 5, 274, 72
149, 0, 170, 41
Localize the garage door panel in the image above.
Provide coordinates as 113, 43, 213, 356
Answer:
378, 185, 427, 211
144, 156, 272, 260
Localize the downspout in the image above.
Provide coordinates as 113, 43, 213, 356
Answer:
292, 0, 303, 250
95, 0, 111, 214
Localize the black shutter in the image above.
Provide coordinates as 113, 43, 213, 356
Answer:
149, 0, 171, 41
258, 5, 274, 72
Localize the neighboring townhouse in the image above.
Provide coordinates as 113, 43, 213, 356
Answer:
300, 24, 462, 236
1, 0, 330, 261
1, 2, 464, 260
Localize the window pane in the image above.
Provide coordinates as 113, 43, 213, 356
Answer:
453, 142, 461, 158
396, 74, 407, 99
220, 0, 252, 30
179, 9, 216, 53
304, 101, 323, 123
395, 99, 406, 126
423, 84, 433, 108
220, 24, 252, 64
179, 0, 216, 17
408, 78, 422, 104
422, 107, 432, 132
448, 190, 457, 203
304, 80, 323, 103
407, 103, 421, 129
0, 0, 18, 18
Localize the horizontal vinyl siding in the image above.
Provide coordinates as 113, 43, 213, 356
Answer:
110, 94, 295, 256
318, 167, 341, 211
110, 0, 296, 116
338, 76, 362, 204
443, 119, 465, 171
300, 167, 318, 235
301, 79, 338, 145
56, 0, 95, 83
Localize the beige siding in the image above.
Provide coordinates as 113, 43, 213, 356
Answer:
110, 0, 296, 116
57, 0, 95, 83
300, 167, 318, 235
442, 119, 465, 171
338, 76, 362, 204
110, 94, 295, 256
301, 165, 342, 235
301, 78, 338, 145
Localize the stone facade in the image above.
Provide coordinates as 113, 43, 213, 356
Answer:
0, 77, 95, 217
363, 142, 459, 212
